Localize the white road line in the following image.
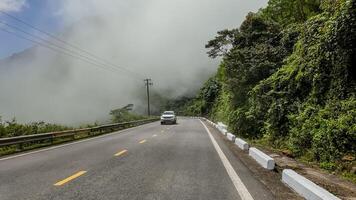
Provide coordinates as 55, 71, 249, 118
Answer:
0, 122, 155, 161
199, 120, 254, 200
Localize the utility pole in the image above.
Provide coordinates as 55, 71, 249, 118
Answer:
144, 78, 153, 116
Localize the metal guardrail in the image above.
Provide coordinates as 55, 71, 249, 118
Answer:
0, 118, 159, 149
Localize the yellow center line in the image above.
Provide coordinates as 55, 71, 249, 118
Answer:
139, 139, 146, 144
54, 171, 87, 186
114, 149, 128, 157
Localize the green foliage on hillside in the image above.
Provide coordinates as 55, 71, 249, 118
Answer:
249, 0, 356, 159
177, 0, 356, 175
262, 0, 322, 26
288, 98, 356, 161
0, 117, 70, 138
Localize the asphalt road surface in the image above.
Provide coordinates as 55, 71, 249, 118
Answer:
0, 118, 277, 200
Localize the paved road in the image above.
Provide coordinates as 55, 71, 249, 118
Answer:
0, 118, 275, 200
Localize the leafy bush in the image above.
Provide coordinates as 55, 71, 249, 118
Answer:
0, 117, 70, 138
110, 108, 146, 123
289, 98, 356, 162
320, 162, 337, 171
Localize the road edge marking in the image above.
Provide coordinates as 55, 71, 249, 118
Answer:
0, 122, 156, 161
54, 171, 87, 186
114, 149, 128, 157
199, 120, 254, 200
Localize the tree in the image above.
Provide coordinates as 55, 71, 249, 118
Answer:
261, 0, 322, 26
110, 104, 144, 122
205, 29, 239, 58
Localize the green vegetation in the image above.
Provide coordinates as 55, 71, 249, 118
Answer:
174, 0, 356, 178
0, 117, 71, 156
0, 117, 70, 138
110, 104, 147, 123
0, 104, 148, 139
0, 105, 152, 156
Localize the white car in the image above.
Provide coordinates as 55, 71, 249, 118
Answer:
160, 111, 177, 125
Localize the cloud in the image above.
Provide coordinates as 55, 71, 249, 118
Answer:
0, 0, 26, 12
0, 0, 268, 125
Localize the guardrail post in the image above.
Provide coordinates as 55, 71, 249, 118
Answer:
18, 143, 24, 151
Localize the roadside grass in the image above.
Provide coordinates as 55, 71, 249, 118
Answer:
342, 172, 356, 183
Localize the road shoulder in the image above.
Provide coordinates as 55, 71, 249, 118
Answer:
201, 120, 302, 200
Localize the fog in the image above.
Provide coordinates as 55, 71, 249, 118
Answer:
0, 0, 267, 125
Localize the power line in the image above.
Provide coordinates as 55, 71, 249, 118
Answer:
0, 11, 156, 113
0, 20, 140, 78
0, 27, 135, 76
0, 10, 145, 79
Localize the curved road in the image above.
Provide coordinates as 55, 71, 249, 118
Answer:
0, 118, 277, 200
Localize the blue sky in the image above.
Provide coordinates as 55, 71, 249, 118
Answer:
0, 0, 62, 59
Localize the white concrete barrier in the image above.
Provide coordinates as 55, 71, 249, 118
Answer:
226, 133, 236, 142
235, 138, 249, 150
282, 169, 340, 200
217, 122, 227, 130
216, 122, 228, 136
249, 147, 275, 170
220, 128, 227, 135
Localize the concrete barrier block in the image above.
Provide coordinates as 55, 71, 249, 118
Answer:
217, 122, 227, 130
226, 133, 236, 142
282, 169, 340, 200
249, 147, 275, 170
220, 128, 227, 135
235, 138, 249, 150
